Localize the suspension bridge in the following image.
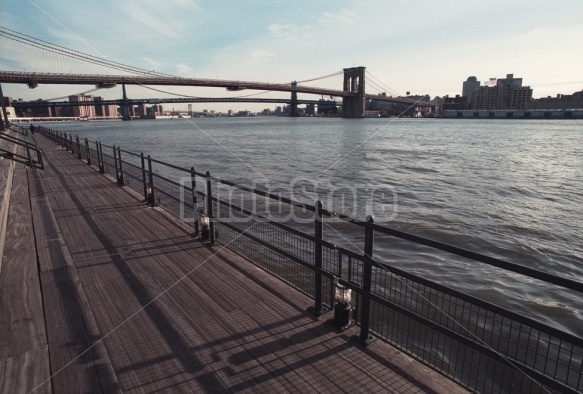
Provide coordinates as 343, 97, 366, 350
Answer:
0, 27, 432, 119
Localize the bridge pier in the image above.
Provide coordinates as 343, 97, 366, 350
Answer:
121, 84, 131, 121
342, 67, 366, 118
289, 81, 299, 117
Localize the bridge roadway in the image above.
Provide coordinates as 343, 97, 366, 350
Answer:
0, 71, 432, 107
0, 131, 465, 393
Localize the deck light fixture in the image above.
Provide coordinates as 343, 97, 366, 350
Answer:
199, 208, 210, 241
333, 279, 354, 330
146, 183, 154, 204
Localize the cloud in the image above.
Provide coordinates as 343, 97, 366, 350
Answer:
176, 64, 194, 76
117, 1, 199, 40
142, 57, 163, 71
121, 7, 179, 38
244, 49, 276, 67
318, 8, 363, 24
268, 23, 295, 35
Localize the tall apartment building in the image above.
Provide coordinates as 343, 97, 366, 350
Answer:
69, 94, 96, 117
94, 96, 119, 118
462, 76, 480, 99
471, 74, 532, 110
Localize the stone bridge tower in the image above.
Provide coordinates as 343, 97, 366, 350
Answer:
342, 67, 366, 118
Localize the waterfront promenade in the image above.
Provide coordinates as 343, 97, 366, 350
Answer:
0, 132, 468, 393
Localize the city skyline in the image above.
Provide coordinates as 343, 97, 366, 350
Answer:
1, 0, 583, 111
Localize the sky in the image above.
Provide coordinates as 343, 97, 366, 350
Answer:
1, 0, 583, 111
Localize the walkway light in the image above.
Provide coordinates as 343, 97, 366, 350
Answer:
332, 279, 354, 330
199, 208, 210, 241
336, 283, 352, 305
146, 183, 154, 204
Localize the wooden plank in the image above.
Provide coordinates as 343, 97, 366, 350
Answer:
0, 348, 51, 394
0, 139, 17, 277
0, 161, 52, 392
28, 162, 121, 394
0, 167, 48, 370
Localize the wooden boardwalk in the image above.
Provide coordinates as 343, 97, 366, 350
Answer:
0, 132, 468, 393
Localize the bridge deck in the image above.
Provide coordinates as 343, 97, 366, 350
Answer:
0, 132, 467, 393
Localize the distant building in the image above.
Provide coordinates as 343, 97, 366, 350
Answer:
527, 90, 583, 110
1, 106, 16, 120
0, 96, 16, 120
471, 74, 532, 110
22, 99, 54, 117
462, 76, 480, 100
69, 95, 95, 117
442, 95, 469, 111
94, 96, 118, 118
135, 103, 148, 117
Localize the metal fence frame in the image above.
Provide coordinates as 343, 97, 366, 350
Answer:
38, 125, 583, 394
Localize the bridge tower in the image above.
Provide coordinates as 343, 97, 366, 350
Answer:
289, 81, 299, 117
120, 84, 131, 121
342, 67, 366, 118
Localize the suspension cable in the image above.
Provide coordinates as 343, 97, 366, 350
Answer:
0, 27, 173, 77
45, 87, 104, 101
296, 70, 343, 84
136, 84, 277, 99
366, 70, 402, 97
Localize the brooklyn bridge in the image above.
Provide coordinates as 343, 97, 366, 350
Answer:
0, 27, 431, 120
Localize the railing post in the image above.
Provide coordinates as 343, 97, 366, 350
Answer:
205, 171, 215, 246
25, 145, 32, 167
85, 138, 91, 165
69, 133, 74, 153
113, 145, 119, 181
356, 215, 376, 346
191, 167, 199, 236
141, 152, 147, 201
95, 141, 101, 171
76, 135, 81, 159
147, 155, 155, 206
116, 146, 124, 186
98, 141, 104, 173
309, 200, 328, 315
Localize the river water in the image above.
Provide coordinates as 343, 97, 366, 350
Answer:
41, 117, 583, 336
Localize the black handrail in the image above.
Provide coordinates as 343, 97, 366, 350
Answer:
1, 127, 43, 169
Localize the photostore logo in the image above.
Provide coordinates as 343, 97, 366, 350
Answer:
179, 176, 398, 224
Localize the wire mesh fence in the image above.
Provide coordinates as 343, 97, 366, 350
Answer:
37, 125, 583, 394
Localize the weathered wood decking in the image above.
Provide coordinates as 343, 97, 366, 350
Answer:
1, 132, 468, 393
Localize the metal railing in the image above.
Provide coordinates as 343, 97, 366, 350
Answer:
37, 125, 583, 394
0, 125, 43, 169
